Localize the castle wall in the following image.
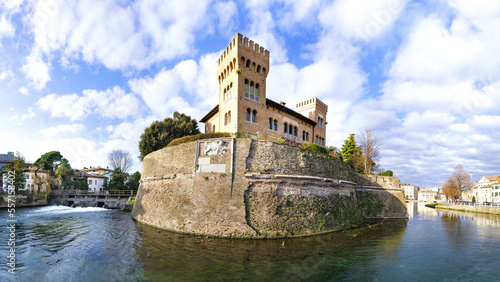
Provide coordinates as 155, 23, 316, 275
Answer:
132, 139, 407, 238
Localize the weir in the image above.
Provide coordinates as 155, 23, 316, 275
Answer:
49, 190, 137, 209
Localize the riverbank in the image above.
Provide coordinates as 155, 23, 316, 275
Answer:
429, 203, 500, 215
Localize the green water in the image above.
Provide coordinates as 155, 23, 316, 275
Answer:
1, 202, 500, 281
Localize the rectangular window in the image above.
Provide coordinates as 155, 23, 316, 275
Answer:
88, 180, 92, 185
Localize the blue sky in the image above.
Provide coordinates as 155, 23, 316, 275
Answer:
1, 0, 500, 188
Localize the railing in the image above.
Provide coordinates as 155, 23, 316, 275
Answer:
244, 92, 260, 103
282, 133, 301, 143
50, 189, 137, 197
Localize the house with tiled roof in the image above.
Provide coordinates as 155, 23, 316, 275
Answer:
472, 175, 500, 203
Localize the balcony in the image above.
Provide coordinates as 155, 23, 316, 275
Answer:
244, 92, 260, 103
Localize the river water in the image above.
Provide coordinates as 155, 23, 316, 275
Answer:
1, 202, 500, 281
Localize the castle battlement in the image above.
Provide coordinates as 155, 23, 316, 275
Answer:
296, 98, 328, 112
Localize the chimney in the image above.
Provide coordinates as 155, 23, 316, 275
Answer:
280, 101, 286, 106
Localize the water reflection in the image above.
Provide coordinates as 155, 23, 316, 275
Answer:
133, 219, 408, 281
3, 204, 500, 281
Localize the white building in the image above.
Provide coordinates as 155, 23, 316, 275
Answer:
401, 184, 419, 200
472, 176, 500, 203
492, 184, 500, 204
24, 166, 50, 193
86, 173, 106, 193
418, 188, 440, 202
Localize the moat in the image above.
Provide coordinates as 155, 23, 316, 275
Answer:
1, 202, 500, 281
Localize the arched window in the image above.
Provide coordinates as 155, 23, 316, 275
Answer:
213, 125, 216, 132
252, 110, 257, 123
250, 82, 254, 95
241, 56, 245, 64
284, 122, 288, 134
252, 62, 256, 70
246, 108, 252, 122
257, 65, 261, 73
294, 126, 298, 136
245, 79, 249, 94
223, 89, 227, 101
228, 111, 231, 124
230, 62, 233, 71
246, 59, 251, 68
224, 113, 228, 125
269, 118, 273, 130
303, 131, 306, 141
289, 124, 293, 135
273, 119, 278, 131
263, 67, 266, 75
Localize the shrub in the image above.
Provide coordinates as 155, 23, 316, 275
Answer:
303, 143, 331, 155
378, 170, 393, 176
167, 132, 233, 147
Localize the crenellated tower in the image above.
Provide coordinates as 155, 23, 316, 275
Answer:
296, 98, 328, 146
215, 33, 270, 134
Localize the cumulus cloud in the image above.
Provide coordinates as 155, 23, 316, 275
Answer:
0, 69, 14, 82
40, 123, 86, 137
21, 49, 51, 90
129, 52, 220, 119
36, 86, 141, 121
319, 0, 408, 42
0, 15, 15, 42
8, 107, 36, 125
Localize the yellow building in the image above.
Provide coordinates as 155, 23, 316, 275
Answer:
200, 33, 328, 146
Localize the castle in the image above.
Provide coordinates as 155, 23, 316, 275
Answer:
200, 34, 328, 146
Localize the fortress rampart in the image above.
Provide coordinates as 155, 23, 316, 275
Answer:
132, 138, 406, 238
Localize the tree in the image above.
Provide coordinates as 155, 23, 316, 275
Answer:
357, 128, 380, 174
34, 151, 64, 175
108, 150, 133, 174
109, 168, 127, 190
103, 178, 108, 190
126, 171, 141, 190
138, 111, 201, 160
340, 134, 363, 172
73, 178, 89, 190
4, 152, 26, 192
442, 164, 473, 201
55, 159, 74, 189
378, 170, 393, 176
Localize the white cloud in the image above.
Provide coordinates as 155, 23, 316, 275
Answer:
19, 86, 29, 95
36, 86, 141, 121
21, 49, 51, 90
8, 107, 36, 125
129, 53, 219, 120
40, 123, 86, 137
0, 15, 15, 42
319, 0, 408, 42
0, 69, 14, 82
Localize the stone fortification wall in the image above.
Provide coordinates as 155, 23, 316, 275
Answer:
362, 175, 401, 189
132, 139, 406, 238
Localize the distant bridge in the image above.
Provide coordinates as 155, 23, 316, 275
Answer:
50, 189, 137, 208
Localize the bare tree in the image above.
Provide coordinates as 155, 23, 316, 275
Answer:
357, 128, 380, 174
108, 150, 133, 174
442, 164, 473, 200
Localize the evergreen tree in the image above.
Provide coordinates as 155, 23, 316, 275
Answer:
103, 178, 108, 190
138, 111, 200, 161
109, 168, 127, 190
55, 159, 74, 189
4, 152, 26, 192
126, 171, 141, 190
34, 151, 64, 176
340, 134, 363, 172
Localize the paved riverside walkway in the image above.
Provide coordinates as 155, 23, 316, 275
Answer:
434, 203, 500, 215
